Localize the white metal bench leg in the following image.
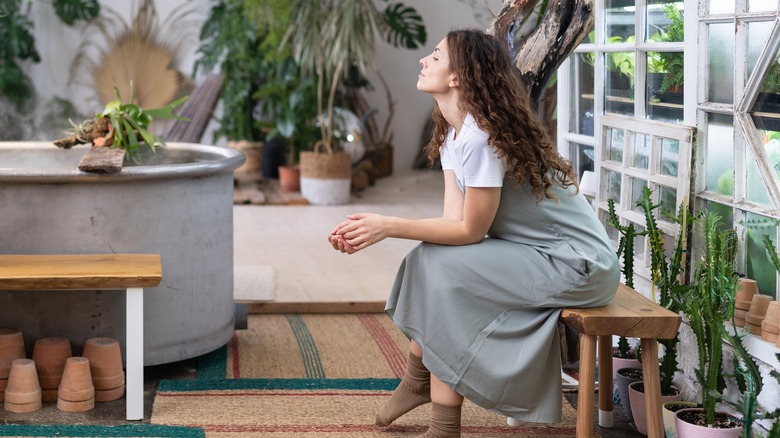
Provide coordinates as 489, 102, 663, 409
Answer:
126, 287, 144, 420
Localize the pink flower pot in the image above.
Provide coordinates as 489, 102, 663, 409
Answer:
628, 381, 683, 435
675, 408, 742, 438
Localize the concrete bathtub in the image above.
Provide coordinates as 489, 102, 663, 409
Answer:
0, 142, 244, 365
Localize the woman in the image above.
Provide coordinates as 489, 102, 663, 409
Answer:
328, 29, 619, 437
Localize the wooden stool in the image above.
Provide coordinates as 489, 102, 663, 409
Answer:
560, 283, 681, 438
0, 254, 162, 420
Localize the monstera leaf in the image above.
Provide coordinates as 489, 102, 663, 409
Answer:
53, 0, 100, 26
383, 3, 426, 50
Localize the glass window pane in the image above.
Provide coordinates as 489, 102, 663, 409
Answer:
607, 128, 625, 162
605, 0, 635, 44
606, 52, 635, 116
747, 21, 774, 79
708, 2, 735, 14
708, 23, 735, 104
570, 54, 595, 136
569, 142, 595, 181
647, 51, 684, 122
632, 133, 650, 169
745, 212, 777, 299
754, 48, 780, 131
706, 113, 735, 196
659, 185, 677, 218
749, 0, 779, 12
660, 138, 679, 177
745, 129, 780, 206
704, 201, 734, 232
647, 2, 683, 43
605, 169, 622, 202
631, 178, 649, 213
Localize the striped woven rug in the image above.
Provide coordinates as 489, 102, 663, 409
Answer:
151, 313, 585, 437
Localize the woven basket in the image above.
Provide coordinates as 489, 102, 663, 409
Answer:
299, 142, 351, 205
299, 151, 351, 179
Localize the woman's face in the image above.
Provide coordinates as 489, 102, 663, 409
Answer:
416, 37, 456, 95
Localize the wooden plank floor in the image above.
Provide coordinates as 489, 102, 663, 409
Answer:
233, 170, 443, 310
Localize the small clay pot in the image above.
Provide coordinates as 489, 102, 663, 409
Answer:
747, 295, 772, 319
4, 359, 41, 413
746, 313, 766, 326
0, 328, 26, 380
735, 300, 753, 311
58, 357, 94, 403
762, 319, 780, 335
747, 323, 763, 335
57, 397, 94, 412
82, 338, 124, 394
736, 278, 759, 302
762, 330, 779, 343
95, 385, 125, 402
734, 308, 748, 320
32, 337, 72, 401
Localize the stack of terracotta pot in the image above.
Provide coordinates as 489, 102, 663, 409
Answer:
4, 359, 42, 413
82, 338, 125, 402
734, 278, 758, 327
0, 328, 26, 404
745, 294, 773, 335
761, 301, 780, 343
57, 357, 95, 412
32, 337, 72, 402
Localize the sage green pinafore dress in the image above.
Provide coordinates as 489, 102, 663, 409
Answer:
385, 176, 620, 423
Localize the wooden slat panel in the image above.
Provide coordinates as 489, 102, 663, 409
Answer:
560, 284, 681, 339
0, 254, 162, 290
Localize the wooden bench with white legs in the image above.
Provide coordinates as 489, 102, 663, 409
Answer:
559, 283, 681, 438
0, 254, 162, 420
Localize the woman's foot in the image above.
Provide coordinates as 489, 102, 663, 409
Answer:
376, 353, 431, 426
419, 402, 462, 437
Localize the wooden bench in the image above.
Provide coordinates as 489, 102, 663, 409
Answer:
0, 254, 162, 420
560, 283, 681, 438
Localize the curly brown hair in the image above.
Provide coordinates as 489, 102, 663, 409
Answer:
425, 29, 578, 202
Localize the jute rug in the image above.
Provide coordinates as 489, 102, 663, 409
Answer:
151, 314, 587, 437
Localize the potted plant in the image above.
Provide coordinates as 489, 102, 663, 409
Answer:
627, 187, 691, 434
675, 211, 743, 437
282, 0, 425, 204
648, 3, 684, 102
0, 0, 99, 110
256, 56, 320, 191
194, 0, 282, 175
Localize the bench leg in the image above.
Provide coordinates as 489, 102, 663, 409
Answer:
640, 338, 663, 438
576, 333, 596, 438
126, 287, 144, 421
597, 334, 614, 428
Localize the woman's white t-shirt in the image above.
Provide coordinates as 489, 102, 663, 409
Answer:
439, 113, 506, 191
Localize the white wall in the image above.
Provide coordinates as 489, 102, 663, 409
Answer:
21, 0, 496, 171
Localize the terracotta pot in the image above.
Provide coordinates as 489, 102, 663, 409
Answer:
58, 357, 94, 403
747, 294, 772, 319
32, 337, 72, 401
0, 328, 26, 380
57, 397, 94, 412
736, 278, 758, 302
675, 408, 742, 438
663, 401, 698, 438
616, 367, 643, 420
4, 359, 41, 413
82, 338, 124, 403
278, 165, 301, 192
628, 381, 683, 435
